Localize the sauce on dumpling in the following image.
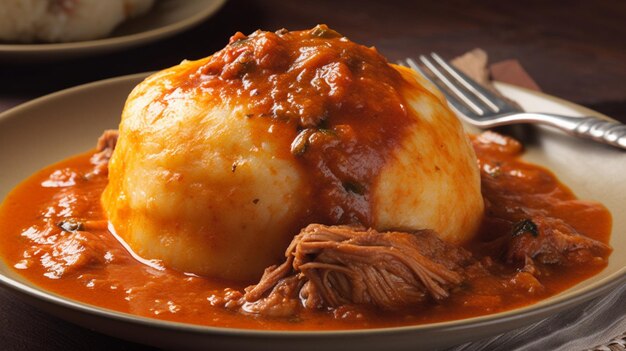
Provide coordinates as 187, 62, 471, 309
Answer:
101, 25, 483, 280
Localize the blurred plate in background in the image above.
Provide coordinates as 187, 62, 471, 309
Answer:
0, 0, 225, 62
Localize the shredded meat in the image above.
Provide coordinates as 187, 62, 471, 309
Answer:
94, 129, 118, 161
504, 216, 611, 266
237, 224, 473, 316
88, 129, 118, 176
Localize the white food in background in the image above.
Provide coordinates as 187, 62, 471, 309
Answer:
0, 0, 154, 43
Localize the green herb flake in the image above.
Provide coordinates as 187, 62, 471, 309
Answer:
309, 25, 342, 39
511, 219, 539, 238
317, 128, 337, 137
229, 37, 250, 47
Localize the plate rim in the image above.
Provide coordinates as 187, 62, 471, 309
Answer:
0, 73, 624, 339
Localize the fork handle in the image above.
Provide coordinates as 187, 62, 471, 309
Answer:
521, 113, 626, 150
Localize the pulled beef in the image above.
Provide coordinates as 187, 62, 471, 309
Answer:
504, 216, 611, 266
88, 129, 119, 176
238, 224, 473, 316
93, 129, 118, 162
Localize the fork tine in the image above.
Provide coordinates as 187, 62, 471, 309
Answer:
418, 55, 486, 116
402, 58, 430, 82
430, 53, 501, 113
397, 58, 478, 118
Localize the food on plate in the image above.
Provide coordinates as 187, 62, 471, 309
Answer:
101, 25, 484, 281
0, 26, 613, 330
240, 224, 474, 316
0, 0, 154, 43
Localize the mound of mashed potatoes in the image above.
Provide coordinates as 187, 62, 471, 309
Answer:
102, 25, 483, 281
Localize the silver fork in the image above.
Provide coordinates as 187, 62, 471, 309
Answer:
397, 53, 626, 150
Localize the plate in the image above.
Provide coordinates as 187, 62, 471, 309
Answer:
0, 73, 624, 351
0, 0, 226, 62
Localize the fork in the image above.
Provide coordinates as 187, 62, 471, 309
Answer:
397, 54, 626, 150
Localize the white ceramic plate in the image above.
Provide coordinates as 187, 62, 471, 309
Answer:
0, 73, 624, 351
0, 0, 226, 62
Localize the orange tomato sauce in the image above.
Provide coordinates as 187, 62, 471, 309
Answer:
0, 132, 611, 330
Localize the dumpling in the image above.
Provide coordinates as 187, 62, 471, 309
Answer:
102, 25, 483, 281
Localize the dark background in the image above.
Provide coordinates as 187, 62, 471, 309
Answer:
1, 0, 625, 350
1, 0, 625, 120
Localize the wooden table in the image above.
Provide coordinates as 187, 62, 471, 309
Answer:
1, 1, 624, 349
